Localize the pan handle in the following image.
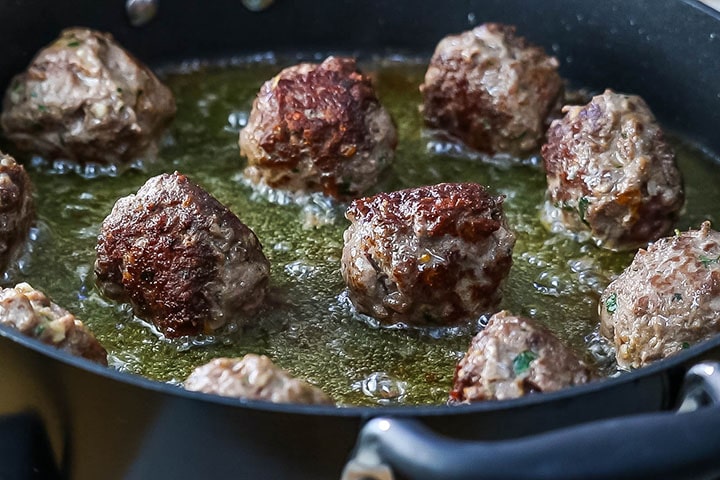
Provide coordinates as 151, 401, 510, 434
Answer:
341, 362, 720, 480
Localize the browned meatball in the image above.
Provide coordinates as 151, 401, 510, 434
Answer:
0, 283, 107, 365
542, 89, 684, 250
420, 23, 563, 156
1, 28, 175, 166
600, 222, 720, 369
450, 311, 595, 402
184, 354, 333, 405
341, 183, 515, 327
0, 152, 34, 270
239, 56, 397, 199
95, 172, 270, 338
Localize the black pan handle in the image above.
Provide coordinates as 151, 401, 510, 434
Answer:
342, 362, 720, 480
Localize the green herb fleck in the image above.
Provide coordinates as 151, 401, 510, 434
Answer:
67, 41, 81, 47
513, 350, 538, 375
672, 293, 683, 302
116, 87, 123, 93
33, 324, 46, 336
37, 104, 47, 112
605, 293, 617, 314
578, 197, 590, 226
682, 342, 690, 349
699, 254, 720, 267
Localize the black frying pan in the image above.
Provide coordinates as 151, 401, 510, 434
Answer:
1, 1, 720, 479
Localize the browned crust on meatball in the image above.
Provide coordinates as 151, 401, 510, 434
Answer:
0, 152, 34, 271
240, 56, 397, 198
542, 89, 684, 250
0, 283, 107, 365
420, 23, 563, 156
1, 27, 175, 165
184, 354, 333, 405
450, 311, 595, 402
94, 172, 270, 338
341, 183, 515, 326
600, 222, 720, 368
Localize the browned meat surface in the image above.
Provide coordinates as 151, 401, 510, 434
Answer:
95, 172, 270, 338
0, 152, 34, 271
341, 182, 515, 327
1, 27, 175, 165
542, 89, 684, 250
450, 311, 594, 402
184, 354, 333, 405
600, 221, 720, 368
0, 283, 107, 365
420, 23, 563, 156
239, 56, 397, 199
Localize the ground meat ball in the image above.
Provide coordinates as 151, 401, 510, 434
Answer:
0, 283, 107, 365
600, 222, 720, 369
341, 183, 515, 327
1, 27, 175, 165
542, 89, 684, 250
450, 311, 595, 402
95, 172, 270, 338
420, 23, 563, 156
0, 152, 34, 271
184, 354, 333, 405
239, 56, 397, 199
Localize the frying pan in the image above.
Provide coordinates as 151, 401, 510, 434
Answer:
1, 0, 720, 478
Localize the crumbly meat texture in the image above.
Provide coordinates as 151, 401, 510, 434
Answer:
450, 311, 595, 402
0, 152, 34, 271
94, 172, 270, 338
600, 222, 720, 368
0, 283, 107, 365
1, 27, 176, 165
420, 23, 563, 156
341, 182, 515, 326
239, 56, 397, 199
542, 89, 684, 250
184, 354, 333, 405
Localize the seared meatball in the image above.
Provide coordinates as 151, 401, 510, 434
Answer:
0, 152, 34, 270
95, 172, 270, 338
341, 183, 515, 327
600, 222, 720, 368
239, 56, 397, 199
185, 354, 333, 405
0, 283, 107, 365
1, 27, 175, 165
420, 23, 563, 156
450, 311, 594, 402
543, 89, 683, 250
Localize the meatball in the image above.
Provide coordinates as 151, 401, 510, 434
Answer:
341, 182, 515, 327
239, 56, 397, 199
420, 23, 563, 156
0, 152, 34, 271
184, 354, 333, 405
542, 89, 684, 250
1, 27, 175, 165
0, 283, 107, 365
450, 311, 595, 402
600, 222, 720, 369
95, 172, 270, 338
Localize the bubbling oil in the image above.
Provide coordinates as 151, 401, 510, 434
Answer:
3, 55, 720, 406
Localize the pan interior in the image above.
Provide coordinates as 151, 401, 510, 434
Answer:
3, 54, 719, 406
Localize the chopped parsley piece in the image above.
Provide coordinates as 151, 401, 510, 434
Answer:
699, 254, 720, 267
672, 293, 683, 302
33, 324, 46, 336
513, 350, 538, 375
67, 41, 81, 47
37, 104, 47, 112
578, 197, 590, 226
605, 293, 617, 314
682, 342, 690, 349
